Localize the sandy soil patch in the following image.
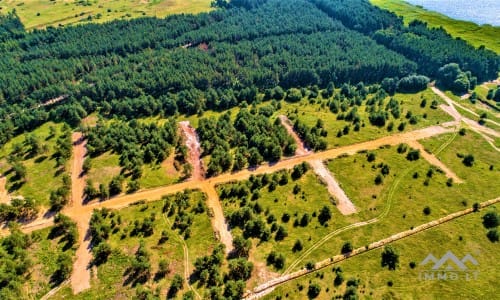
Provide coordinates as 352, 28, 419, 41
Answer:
179, 121, 205, 181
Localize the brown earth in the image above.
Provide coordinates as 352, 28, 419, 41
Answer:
68, 132, 92, 294
179, 121, 205, 181
0, 176, 9, 204
309, 159, 357, 214
407, 140, 463, 183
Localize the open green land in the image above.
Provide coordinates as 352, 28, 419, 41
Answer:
276, 88, 452, 149
0, 122, 68, 207
260, 126, 499, 299
266, 203, 499, 300
53, 190, 218, 299
370, 0, 500, 54
0, 0, 212, 30
1, 219, 78, 299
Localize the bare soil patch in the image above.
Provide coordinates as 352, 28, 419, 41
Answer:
407, 141, 463, 183
179, 121, 205, 181
0, 176, 9, 204
279, 115, 310, 155
309, 159, 356, 215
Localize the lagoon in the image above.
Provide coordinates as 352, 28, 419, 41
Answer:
405, 0, 500, 26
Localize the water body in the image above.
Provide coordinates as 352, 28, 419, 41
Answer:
405, 0, 500, 26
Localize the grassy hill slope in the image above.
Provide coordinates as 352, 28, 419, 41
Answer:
371, 0, 500, 54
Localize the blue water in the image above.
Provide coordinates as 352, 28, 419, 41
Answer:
405, 0, 500, 26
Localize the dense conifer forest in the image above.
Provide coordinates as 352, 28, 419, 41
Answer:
0, 0, 498, 148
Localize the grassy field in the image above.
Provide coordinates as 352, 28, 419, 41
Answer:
265, 203, 499, 299
370, 0, 500, 54
261, 126, 499, 299
276, 88, 452, 149
0, 0, 212, 30
53, 190, 218, 299
217, 169, 356, 288
0, 122, 67, 207
0, 225, 77, 300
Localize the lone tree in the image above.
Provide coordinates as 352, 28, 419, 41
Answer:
482, 211, 499, 229
381, 246, 399, 270
462, 154, 474, 167
341, 242, 354, 254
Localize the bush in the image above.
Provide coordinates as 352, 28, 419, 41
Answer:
482, 212, 499, 229
487, 229, 499, 242
423, 206, 431, 215
341, 242, 353, 254
307, 283, 321, 299
406, 149, 420, 161
462, 154, 474, 167
292, 239, 303, 252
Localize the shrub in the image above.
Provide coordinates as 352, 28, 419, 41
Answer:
423, 206, 431, 215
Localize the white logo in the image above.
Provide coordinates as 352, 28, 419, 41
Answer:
419, 251, 479, 281
420, 251, 478, 270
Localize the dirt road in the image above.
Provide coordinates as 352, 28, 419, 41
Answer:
201, 182, 234, 254
68, 132, 92, 294
279, 115, 310, 155
407, 141, 463, 183
179, 121, 205, 181
309, 159, 356, 214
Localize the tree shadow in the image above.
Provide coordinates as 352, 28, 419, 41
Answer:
8, 181, 24, 193
34, 155, 48, 164
122, 267, 149, 287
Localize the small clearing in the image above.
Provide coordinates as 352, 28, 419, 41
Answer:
278, 115, 311, 155
407, 140, 463, 183
309, 159, 357, 215
179, 121, 205, 181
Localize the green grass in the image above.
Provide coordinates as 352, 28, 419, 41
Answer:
0, 122, 66, 207
276, 129, 499, 271
217, 169, 355, 287
276, 88, 452, 149
265, 203, 499, 300
0, 226, 77, 299
370, 0, 500, 54
261, 128, 499, 299
0, 0, 212, 30
87, 151, 121, 187
53, 191, 217, 299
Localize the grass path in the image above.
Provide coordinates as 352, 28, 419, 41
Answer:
162, 213, 201, 300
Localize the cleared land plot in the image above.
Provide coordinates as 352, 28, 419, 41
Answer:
293, 130, 500, 273
370, 0, 500, 54
265, 203, 500, 299
0, 0, 212, 30
277, 88, 453, 149
52, 190, 218, 299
